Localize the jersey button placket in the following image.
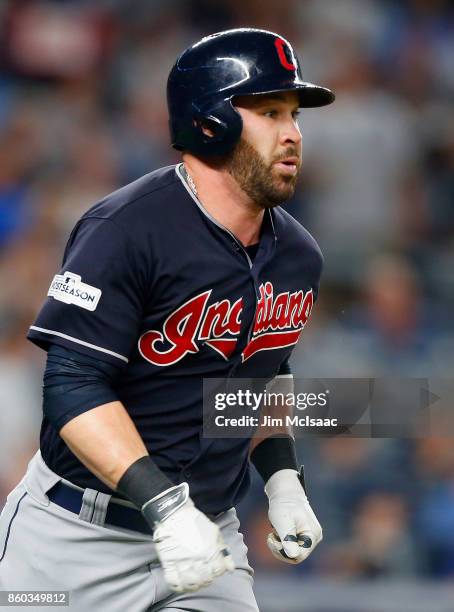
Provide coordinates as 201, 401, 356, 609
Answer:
243, 236, 277, 361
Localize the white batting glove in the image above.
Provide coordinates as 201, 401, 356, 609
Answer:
264, 468, 322, 564
143, 483, 235, 592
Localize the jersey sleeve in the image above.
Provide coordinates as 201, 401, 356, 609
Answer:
28, 217, 148, 366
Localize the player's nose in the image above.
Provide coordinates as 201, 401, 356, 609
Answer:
280, 116, 302, 147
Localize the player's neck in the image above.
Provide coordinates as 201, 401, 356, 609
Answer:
182, 156, 264, 247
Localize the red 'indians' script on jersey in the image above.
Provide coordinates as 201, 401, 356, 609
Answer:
138, 281, 314, 366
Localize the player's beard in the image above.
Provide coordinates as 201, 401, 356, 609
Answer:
225, 138, 301, 209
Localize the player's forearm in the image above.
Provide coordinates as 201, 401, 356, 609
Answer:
249, 409, 293, 454
249, 375, 298, 482
249, 375, 294, 454
60, 400, 148, 489
43, 345, 173, 499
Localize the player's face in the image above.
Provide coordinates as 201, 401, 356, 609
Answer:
228, 91, 302, 208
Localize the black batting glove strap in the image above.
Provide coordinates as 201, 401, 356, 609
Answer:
250, 435, 298, 484
116, 455, 173, 510
141, 482, 189, 526
297, 465, 308, 497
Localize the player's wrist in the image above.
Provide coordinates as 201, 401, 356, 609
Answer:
116, 455, 174, 511
265, 466, 308, 500
250, 435, 298, 484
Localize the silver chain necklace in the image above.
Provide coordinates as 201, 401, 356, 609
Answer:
182, 164, 198, 196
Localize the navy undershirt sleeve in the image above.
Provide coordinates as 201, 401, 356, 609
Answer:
43, 344, 121, 432
277, 357, 292, 375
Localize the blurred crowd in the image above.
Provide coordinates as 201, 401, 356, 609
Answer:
0, 0, 453, 584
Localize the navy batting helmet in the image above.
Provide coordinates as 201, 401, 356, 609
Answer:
167, 28, 334, 156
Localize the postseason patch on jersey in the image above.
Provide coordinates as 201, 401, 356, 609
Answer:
48, 271, 102, 311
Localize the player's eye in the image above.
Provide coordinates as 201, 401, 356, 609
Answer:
263, 110, 277, 118
292, 110, 301, 120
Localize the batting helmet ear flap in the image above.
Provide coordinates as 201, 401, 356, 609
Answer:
193, 112, 228, 142
187, 100, 243, 156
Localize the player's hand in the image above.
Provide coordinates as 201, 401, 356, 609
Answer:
264, 468, 322, 564
143, 483, 235, 592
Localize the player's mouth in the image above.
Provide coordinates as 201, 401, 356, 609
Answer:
273, 157, 299, 176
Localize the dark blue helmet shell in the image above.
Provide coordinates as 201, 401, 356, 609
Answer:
167, 28, 335, 156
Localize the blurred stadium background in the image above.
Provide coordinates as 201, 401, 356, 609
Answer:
0, 1, 453, 610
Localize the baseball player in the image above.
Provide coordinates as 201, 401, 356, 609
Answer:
0, 29, 334, 611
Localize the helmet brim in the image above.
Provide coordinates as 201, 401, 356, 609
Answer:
294, 82, 335, 108
231, 82, 335, 108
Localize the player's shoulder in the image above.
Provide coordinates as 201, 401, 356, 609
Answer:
272, 206, 323, 264
80, 165, 181, 224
